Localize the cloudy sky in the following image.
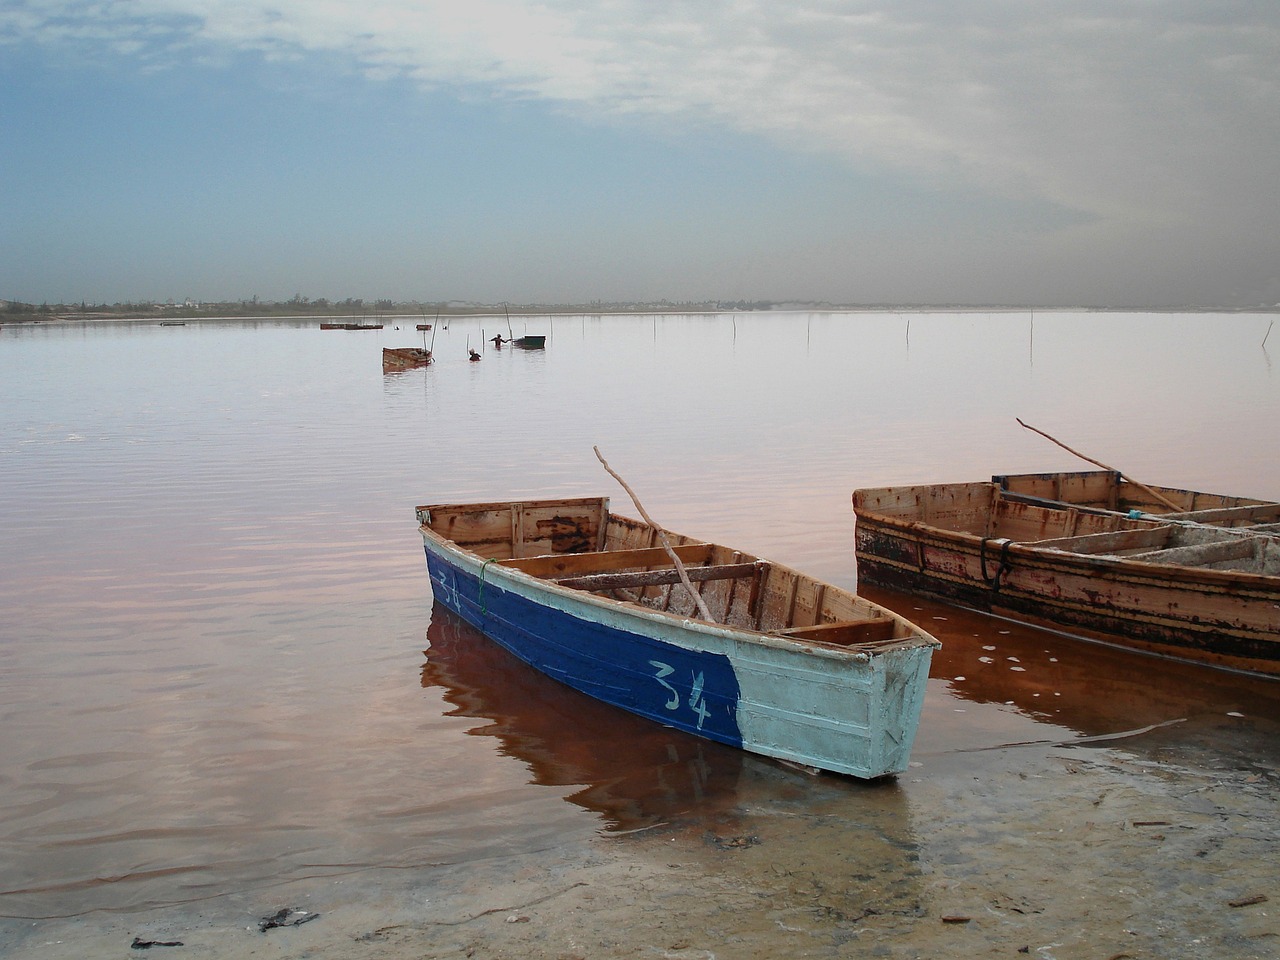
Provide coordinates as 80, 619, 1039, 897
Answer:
3, 1, 1278, 307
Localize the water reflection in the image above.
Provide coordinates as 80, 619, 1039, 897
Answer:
420, 604, 750, 831
866, 585, 1280, 767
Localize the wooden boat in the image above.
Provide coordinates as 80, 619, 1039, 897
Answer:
382, 347, 432, 370
416, 324, 432, 331
513, 334, 546, 349
416, 497, 939, 778
852, 471, 1280, 677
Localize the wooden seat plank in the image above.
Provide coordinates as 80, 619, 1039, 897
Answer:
554, 561, 762, 592
501, 543, 716, 578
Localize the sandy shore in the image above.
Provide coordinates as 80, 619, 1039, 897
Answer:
8, 713, 1277, 960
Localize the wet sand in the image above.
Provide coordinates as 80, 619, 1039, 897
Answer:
9, 716, 1277, 960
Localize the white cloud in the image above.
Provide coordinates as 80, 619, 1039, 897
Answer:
8, 1, 1280, 302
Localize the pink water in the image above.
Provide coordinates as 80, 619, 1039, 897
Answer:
1, 311, 1277, 932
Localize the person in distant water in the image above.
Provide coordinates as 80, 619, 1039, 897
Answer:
490, 334, 506, 348
469, 348, 481, 361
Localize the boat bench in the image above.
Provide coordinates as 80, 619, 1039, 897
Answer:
1129, 536, 1264, 569
498, 543, 718, 579
553, 561, 765, 592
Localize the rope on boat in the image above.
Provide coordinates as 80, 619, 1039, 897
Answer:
980, 537, 1013, 590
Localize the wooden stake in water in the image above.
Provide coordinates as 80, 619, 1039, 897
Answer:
593, 446, 716, 622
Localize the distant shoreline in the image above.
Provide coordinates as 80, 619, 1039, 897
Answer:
5, 303, 1278, 325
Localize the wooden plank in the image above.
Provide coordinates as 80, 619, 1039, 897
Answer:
500, 543, 716, 578
554, 562, 763, 592
1034, 526, 1173, 555
1130, 537, 1259, 568
1164, 503, 1280, 526
780, 618, 898, 645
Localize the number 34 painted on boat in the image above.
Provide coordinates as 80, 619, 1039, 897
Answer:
649, 660, 711, 729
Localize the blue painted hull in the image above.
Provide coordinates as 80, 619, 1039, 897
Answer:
426, 549, 745, 749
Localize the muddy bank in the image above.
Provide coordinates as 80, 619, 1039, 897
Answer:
9, 720, 1277, 960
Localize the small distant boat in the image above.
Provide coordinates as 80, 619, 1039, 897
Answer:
382, 347, 432, 370
513, 335, 546, 349
416, 496, 938, 778
159, 321, 185, 326
416, 324, 432, 331
852, 470, 1280, 677
321, 322, 384, 330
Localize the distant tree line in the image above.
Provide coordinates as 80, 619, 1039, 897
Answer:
1, 296, 785, 321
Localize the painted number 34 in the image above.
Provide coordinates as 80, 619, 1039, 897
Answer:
649, 660, 711, 730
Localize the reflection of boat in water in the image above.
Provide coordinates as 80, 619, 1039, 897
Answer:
862, 583, 1280, 749
417, 496, 938, 779
382, 347, 432, 370
853, 470, 1280, 677
421, 605, 747, 830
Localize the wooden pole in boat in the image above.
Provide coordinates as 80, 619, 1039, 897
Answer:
593, 446, 717, 622
1014, 418, 1183, 512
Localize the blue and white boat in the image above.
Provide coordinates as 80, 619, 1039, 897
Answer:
416, 496, 939, 779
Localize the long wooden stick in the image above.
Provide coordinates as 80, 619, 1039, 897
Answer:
1014, 418, 1182, 512
593, 446, 716, 622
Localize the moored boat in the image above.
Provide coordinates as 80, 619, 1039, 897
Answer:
382, 346, 432, 370
416, 497, 939, 778
852, 471, 1280, 677
513, 334, 546, 348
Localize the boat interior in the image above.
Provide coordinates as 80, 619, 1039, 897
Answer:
419, 497, 919, 648
853, 481, 1280, 576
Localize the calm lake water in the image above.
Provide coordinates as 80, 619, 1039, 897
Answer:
2, 311, 1278, 932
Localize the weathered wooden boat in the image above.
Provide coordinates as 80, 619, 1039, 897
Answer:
382, 346, 432, 370
852, 471, 1280, 677
513, 334, 546, 349
416, 323, 432, 331
416, 497, 939, 778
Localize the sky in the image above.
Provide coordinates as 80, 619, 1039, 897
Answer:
2, 1, 1279, 308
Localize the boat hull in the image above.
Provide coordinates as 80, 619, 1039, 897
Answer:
853, 481, 1280, 677
382, 347, 432, 370
419, 500, 937, 778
